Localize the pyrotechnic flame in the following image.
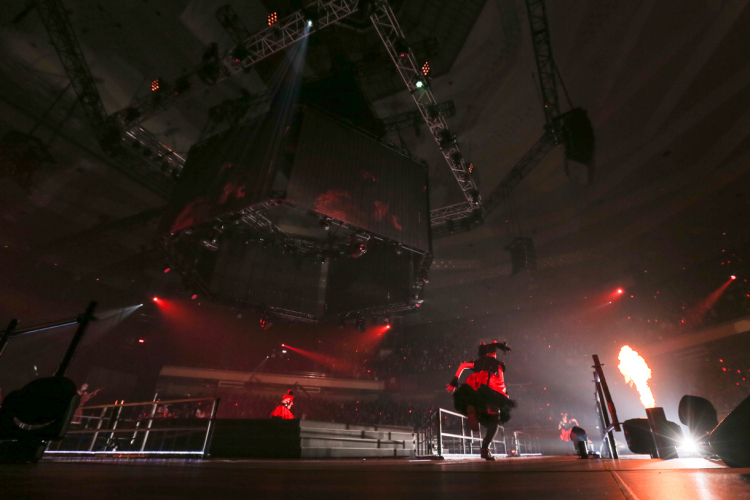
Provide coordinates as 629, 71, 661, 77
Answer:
618, 346, 656, 409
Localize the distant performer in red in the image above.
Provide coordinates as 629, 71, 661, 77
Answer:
447, 341, 515, 461
270, 390, 295, 419
558, 413, 579, 441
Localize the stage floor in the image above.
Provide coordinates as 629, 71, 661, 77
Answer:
1, 455, 748, 499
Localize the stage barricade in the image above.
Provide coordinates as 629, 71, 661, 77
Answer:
45, 397, 219, 457
416, 408, 508, 459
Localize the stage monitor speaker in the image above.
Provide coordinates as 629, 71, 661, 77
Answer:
708, 394, 750, 468
623, 418, 657, 457
678, 395, 718, 440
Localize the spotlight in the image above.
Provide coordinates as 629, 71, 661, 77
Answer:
151, 78, 163, 92
164, 268, 171, 273
138, 339, 145, 343
349, 236, 368, 258
152, 297, 158, 302
268, 12, 278, 26
191, 294, 198, 300
438, 129, 455, 147
260, 313, 273, 330
414, 79, 424, 89
617, 289, 623, 294
731, 275, 736, 280
307, 19, 313, 27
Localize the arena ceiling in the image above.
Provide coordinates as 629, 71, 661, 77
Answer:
1, 0, 749, 325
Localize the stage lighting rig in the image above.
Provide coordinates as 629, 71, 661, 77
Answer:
151, 78, 163, 92
268, 12, 278, 26
421, 61, 430, 76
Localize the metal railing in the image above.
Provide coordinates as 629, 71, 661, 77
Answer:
45, 397, 220, 457
416, 408, 507, 459
508, 431, 542, 456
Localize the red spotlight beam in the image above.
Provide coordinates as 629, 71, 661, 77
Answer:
683, 278, 735, 328
282, 344, 359, 375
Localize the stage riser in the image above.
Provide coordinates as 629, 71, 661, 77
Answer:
301, 448, 412, 459
208, 419, 415, 459
301, 438, 409, 450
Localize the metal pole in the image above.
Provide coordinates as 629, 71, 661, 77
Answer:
107, 402, 123, 449
55, 301, 97, 377
201, 397, 221, 457
592, 355, 621, 432
0, 319, 19, 359
87, 407, 108, 452
140, 394, 160, 452
594, 371, 618, 458
437, 409, 443, 459
460, 415, 466, 455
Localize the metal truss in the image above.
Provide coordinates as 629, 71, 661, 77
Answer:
482, 131, 555, 214
35, 0, 108, 133
215, 4, 251, 45
429, 201, 474, 226
34, 0, 180, 198
369, 1, 480, 208
220, 0, 360, 77
382, 100, 455, 133
125, 126, 186, 171
430, 132, 555, 238
525, 0, 560, 128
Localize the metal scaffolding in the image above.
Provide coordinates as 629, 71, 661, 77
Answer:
382, 100, 455, 134
34, 0, 183, 198
221, 0, 360, 76
429, 0, 568, 237
369, 1, 480, 208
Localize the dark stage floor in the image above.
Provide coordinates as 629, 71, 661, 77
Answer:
1, 456, 748, 499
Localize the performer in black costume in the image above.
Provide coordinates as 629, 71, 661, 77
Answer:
446, 341, 515, 461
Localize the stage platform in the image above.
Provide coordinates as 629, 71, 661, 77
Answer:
2, 455, 747, 499
210, 419, 414, 459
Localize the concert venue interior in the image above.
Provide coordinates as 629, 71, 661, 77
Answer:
1, 0, 749, 498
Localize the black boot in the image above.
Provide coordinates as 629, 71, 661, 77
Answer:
480, 448, 496, 461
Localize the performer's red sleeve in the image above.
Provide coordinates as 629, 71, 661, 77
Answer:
454, 361, 474, 379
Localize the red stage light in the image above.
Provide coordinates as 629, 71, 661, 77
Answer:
617, 289, 623, 294
164, 268, 170, 273
138, 339, 145, 343
386, 325, 391, 330
730, 275, 736, 280
191, 294, 197, 300
153, 297, 158, 302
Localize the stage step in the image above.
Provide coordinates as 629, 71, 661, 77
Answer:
209, 419, 415, 459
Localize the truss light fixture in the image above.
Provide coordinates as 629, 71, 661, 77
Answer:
232, 45, 248, 62
422, 61, 430, 76
394, 39, 409, 58
468, 162, 475, 174
268, 12, 278, 26
151, 78, 163, 92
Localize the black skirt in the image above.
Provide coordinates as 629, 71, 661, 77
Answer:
453, 383, 516, 425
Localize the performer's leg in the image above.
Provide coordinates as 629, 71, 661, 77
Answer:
467, 405, 479, 432
480, 415, 499, 461
482, 419, 499, 450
